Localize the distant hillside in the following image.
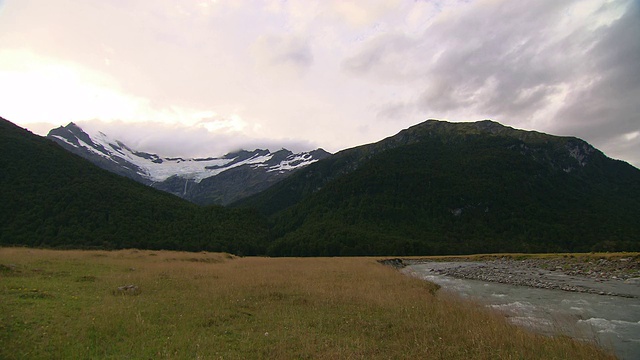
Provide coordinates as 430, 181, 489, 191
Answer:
235, 120, 640, 256
47, 123, 331, 205
0, 117, 269, 254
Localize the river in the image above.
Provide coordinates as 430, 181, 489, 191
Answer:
403, 262, 640, 360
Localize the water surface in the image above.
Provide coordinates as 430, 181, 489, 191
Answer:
404, 262, 640, 360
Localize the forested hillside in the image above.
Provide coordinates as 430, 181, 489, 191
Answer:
0, 118, 269, 254
237, 120, 640, 256
3, 117, 639, 257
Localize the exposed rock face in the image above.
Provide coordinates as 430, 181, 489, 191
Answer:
566, 140, 596, 167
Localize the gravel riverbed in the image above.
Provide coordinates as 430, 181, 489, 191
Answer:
382, 256, 640, 298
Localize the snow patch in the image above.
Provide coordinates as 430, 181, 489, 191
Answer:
267, 153, 319, 172
50, 135, 76, 147
55, 126, 325, 183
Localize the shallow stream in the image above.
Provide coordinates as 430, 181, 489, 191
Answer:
404, 262, 640, 360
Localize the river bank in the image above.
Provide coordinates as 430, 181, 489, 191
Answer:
381, 254, 640, 298
402, 259, 640, 360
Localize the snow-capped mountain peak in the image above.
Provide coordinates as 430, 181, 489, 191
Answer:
47, 123, 331, 205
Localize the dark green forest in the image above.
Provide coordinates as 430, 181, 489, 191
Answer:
237, 121, 640, 256
0, 118, 270, 255
2, 117, 640, 256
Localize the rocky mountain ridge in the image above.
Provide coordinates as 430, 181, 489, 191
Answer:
47, 123, 330, 205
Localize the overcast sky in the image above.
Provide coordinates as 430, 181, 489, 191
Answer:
1, 0, 638, 167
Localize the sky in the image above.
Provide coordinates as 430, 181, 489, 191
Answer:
0, 0, 638, 168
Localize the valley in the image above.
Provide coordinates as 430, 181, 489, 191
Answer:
2, 2, 637, 359
2, 116, 639, 358
3, 116, 640, 256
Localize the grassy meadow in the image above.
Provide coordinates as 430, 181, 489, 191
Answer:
0, 248, 615, 359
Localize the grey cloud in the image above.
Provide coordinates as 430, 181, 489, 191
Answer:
550, 2, 640, 166
345, 0, 578, 121
554, 2, 640, 137
416, 1, 579, 117
253, 34, 314, 72
342, 33, 416, 77
376, 101, 416, 121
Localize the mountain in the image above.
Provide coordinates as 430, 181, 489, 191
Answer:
47, 123, 331, 205
234, 120, 640, 256
0, 117, 270, 254
6, 116, 639, 257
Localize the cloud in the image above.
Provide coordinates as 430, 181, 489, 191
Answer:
1, 0, 639, 168
252, 34, 314, 75
342, 0, 639, 166
330, 0, 402, 28
342, 32, 416, 77
552, 1, 640, 166
554, 2, 640, 135
345, 1, 577, 119
0, 49, 141, 124
77, 119, 320, 158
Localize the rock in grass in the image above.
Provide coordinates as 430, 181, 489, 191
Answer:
114, 284, 140, 295
0, 264, 17, 272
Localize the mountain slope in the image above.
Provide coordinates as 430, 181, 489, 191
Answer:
47, 123, 330, 205
235, 120, 640, 256
0, 117, 269, 254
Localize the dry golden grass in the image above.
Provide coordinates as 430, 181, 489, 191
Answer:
0, 248, 615, 359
